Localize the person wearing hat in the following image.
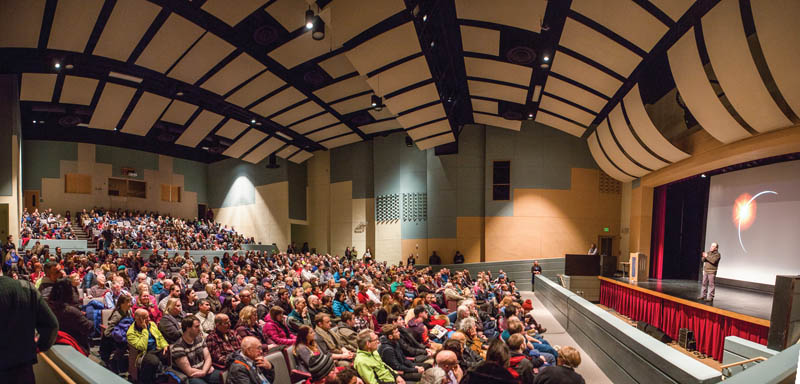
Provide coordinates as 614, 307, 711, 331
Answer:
151, 272, 166, 296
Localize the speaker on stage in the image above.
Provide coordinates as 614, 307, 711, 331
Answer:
768, 275, 800, 350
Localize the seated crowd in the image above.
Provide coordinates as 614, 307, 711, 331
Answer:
2, 226, 586, 384
73, 208, 254, 250
20, 208, 77, 242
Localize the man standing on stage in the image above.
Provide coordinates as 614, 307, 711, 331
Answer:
698, 243, 721, 302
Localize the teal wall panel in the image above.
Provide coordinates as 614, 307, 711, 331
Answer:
373, 133, 428, 239
95, 144, 159, 180
173, 158, 208, 204
22, 140, 78, 191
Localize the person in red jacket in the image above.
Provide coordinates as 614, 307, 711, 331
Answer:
262, 306, 296, 345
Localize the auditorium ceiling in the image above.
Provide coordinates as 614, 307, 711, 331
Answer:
2, 0, 799, 177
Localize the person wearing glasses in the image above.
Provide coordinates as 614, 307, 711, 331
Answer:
354, 329, 406, 384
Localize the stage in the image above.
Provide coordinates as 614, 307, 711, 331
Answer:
599, 277, 771, 361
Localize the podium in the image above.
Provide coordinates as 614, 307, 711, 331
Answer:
629, 253, 648, 282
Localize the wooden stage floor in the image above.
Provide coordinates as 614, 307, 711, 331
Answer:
607, 277, 773, 321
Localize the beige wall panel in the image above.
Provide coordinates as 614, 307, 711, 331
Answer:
223, 129, 267, 158
175, 110, 224, 147
344, 22, 422, 75
668, 30, 750, 143
291, 113, 338, 134
201, 54, 265, 96
550, 52, 622, 97
270, 30, 335, 69
122, 92, 171, 136
242, 137, 285, 164
544, 76, 607, 113
250, 87, 306, 118
571, 0, 667, 52
136, 15, 204, 73
623, 85, 689, 162
168, 33, 236, 84
215, 119, 249, 139
272, 101, 324, 126
460, 26, 500, 56
407, 120, 450, 141
539, 95, 595, 126
704, 0, 790, 133
455, 0, 546, 32
288, 150, 313, 164
202, 0, 267, 26
587, 132, 635, 182
596, 120, 649, 177
276, 145, 298, 159
428, 239, 459, 265
366, 56, 432, 97
214, 181, 290, 248
0, 0, 45, 48
607, 105, 668, 170
397, 103, 445, 129
88, 83, 137, 130
467, 80, 527, 104
471, 99, 498, 115
226, 71, 285, 108
383, 83, 439, 114
457, 217, 484, 263
307, 124, 350, 142
20, 73, 57, 102
48, 0, 104, 52
619, 181, 632, 259
329, 181, 353, 256
93, 0, 160, 61
161, 100, 198, 125
330, 94, 371, 115
307, 151, 331, 253
649, 0, 694, 21
330, 0, 406, 47
416, 132, 455, 150
401, 239, 429, 265
535, 111, 585, 137
40, 144, 199, 219
319, 53, 357, 79
360, 119, 401, 134
751, 0, 800, 118
376, 221, 402, 265
474, 113, 521, 131
351, 198, 368, 257
60, 76, 99, 105
321, 133, 361, 149
559, 18, 641, 77
464, 57, 532, 86
313, 75, 372, 103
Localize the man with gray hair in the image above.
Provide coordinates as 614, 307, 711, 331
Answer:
354, 329, 406, 384
420, 367, 447, 384
698, 242, 721, 302
227, 336, 273, 384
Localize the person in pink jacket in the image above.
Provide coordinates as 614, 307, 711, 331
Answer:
262, 306, 296, 345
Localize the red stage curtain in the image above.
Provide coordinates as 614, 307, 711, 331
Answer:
650, 186, 667, 280
600, 280, 769, 361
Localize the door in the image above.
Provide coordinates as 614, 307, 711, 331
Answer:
0, 204, 8, 242
198, 204, 207, 219
23, 190, 39, 213
598, 236, 613, 257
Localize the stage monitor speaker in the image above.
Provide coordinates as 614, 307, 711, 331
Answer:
768, 275, 800, 350
645, 324, 671, 343
679, 328, 695, 349
636, 321, 648, 331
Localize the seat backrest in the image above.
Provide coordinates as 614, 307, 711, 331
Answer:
266, 351, 291, 384
284, 345, 297, 370
101, 309, 114, 327
195, 291, 208, 300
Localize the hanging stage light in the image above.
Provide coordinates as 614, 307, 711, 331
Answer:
312, 17, 325, 40
305, 9, 314, 29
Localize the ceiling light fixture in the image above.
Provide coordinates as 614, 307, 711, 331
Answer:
176, 91, 184, 96
305, 9, 314, 29
54, 62, 61, 69
543, 55, 550, 62
251, 119, 257, 124
422, 14, 428, 22
312, 17, 325, 40
371, 95, 382, 111
65, 64, 74, 69
701, 174, 707, 178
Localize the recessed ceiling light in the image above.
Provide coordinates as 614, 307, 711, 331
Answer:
540, 63, 550, 69
256, 122, 262, 126
430, 41, 435, 48
543, 56, 550, 62
201, 146, 209, 150
251, 119, 257, 124
32, 120, 36, 124
528, 113, 534, 118
65, 64, 74, 69
176, 92, 184, 96
701, 174, 707, 178
422, 14, 428, 22
54, 63, 61, 69
40, 120, 45, 123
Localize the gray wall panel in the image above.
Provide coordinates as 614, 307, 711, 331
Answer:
207, 157, 289, 208
288, 161, 307, 220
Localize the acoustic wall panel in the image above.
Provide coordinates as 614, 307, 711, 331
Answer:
668, 30, 750, 143
703, 0, 790, 133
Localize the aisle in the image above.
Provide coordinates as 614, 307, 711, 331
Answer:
521, 291, 613, 384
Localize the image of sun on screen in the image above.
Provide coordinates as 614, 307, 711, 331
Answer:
705, 159, 800, 286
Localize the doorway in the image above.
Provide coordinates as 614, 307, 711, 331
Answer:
0, 204, 8, 242
198, 204, 207, 220
598, 235, 613, 257
23, 190, 39, 213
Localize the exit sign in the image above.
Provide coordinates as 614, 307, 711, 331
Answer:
603, 227, 610, 232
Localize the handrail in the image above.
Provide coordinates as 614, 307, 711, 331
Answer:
720, 356, 768, 380
39, 351, 77, 384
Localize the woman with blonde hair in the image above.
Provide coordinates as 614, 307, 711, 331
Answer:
205, 283, 221, 313
533, 346, 584, 384
235, 305, 268, 348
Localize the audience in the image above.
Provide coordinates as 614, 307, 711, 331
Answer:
5, 209, 593, 384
